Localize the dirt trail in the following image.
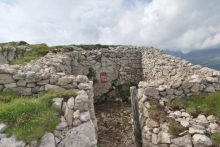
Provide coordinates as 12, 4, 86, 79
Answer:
95, 102, 136, 147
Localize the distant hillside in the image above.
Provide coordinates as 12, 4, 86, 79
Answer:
165, 48, 220, 70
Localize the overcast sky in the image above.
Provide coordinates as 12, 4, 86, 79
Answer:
0, 0, 220, 52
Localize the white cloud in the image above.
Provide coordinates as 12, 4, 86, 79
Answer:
0, 0, 220, 51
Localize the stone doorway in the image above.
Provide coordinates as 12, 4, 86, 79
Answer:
92, 83, 137, 147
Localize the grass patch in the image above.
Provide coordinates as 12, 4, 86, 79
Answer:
211, 132, 220, 147
0, 91, 19, 103
169, 92, 220, 118
0, 89, 76, 142
11, 44, 55, 64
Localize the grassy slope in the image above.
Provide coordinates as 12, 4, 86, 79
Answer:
169, 92, 220, 118
0, 89, 76, 142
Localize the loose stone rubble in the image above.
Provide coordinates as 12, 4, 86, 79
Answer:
1, 42, 220, 146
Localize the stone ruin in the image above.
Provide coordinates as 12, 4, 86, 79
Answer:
1, 43, 220, 146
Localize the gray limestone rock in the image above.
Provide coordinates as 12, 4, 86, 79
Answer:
57, 121, 97, 147
0, 123, 7, 133
0, 136, 25, 147
171, 135, 192, 147
192, 134, 212, 147
39, 133, 56, 147
0, 74, 14, 84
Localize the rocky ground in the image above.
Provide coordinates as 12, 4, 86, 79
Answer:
95, 101, 135, 147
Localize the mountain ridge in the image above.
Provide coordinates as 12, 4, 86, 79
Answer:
165, 48, 220, 70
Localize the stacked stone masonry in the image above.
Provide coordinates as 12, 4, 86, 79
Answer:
1, 43, 220, 146
0, 74, 97, 147
139, 49, 220, 147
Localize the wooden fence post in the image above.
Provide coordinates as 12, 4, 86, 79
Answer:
130, 86, 142, 147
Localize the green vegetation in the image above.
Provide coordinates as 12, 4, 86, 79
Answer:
211, 132, 220, 147
148, 99, 167, 123
148, 99, 185, 136
168, 119, 185, 136
0, 91, 19, 103
10, 43, 117, 65
12, 44, 56, 64
0, 89, 76, 142
169, 92, 220, 118
96, 84, 135, 104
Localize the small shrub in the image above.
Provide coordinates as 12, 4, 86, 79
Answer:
211, 132, 220, 147
97, 94, 109, 103
148, 101, 167, 123
168, 119, 185, 136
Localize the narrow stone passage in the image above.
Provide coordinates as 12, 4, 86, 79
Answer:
95, 102, 135, 147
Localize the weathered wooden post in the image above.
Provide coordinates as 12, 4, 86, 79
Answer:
130, 86, 142, 147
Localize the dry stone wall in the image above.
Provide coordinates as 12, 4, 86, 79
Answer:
0, 50, 98, 147
0, 42, 32, 64
138, 49, 220, 146
1, 43, 220, 146
71, 47, 142, 97
0, 77, 98, 147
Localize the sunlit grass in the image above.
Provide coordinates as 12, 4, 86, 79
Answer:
0, 89, 76, 142
169, 92, 220, 118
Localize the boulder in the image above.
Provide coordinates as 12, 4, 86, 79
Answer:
57, 121, 97, 147
37, 79, 49, 85
78, 83, 92, 90
0, 136, 25, 147
76, 75, 89, 83
74, 94, 89, 111
192, 134, 212, 147
144, 87, 159, 98
45, 84, 64, 91
67, 97, 75, 109
180, 120, 190, 128
205, 86, 215, 93
196, 115, 208, 124
58, 76, 74, 86
39, 133, 56, 147
206, 77, 218, 83
0, 74, 14, 84
171, 135, 192, 147
0, 123, 7, 133
158, 132, 171, 144
17, 79, 26, 86
52, 98, 63, 112
64, 108, 74, 126
80, 111, 91, 122
189, 127, 205, 134
4, 83, 16, 88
